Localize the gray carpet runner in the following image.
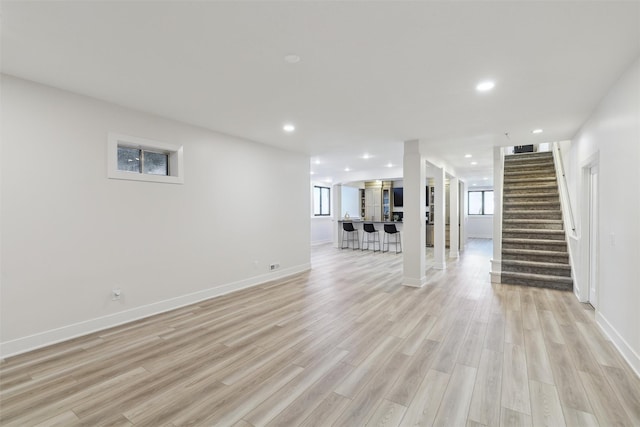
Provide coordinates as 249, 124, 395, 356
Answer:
501, 151, 573, 291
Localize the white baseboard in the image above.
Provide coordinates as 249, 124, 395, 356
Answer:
311, 239, 332, 246
490, 258, 502, 283
433, 262, 446, 270
403, 276, 427, 288
0, 263, 311, 359
596, 311, 640, 378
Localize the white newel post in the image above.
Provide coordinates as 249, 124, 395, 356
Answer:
491, 146, 504, 283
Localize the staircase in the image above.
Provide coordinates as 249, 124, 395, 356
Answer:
501, 151, 573, 291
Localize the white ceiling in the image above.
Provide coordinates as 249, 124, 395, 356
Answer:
2, 1, 639, 187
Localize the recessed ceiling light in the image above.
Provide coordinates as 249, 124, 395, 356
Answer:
344, 167, 351, 172
472, 183, 477, 186
532, 129, 543, 134
283, 124, 295, 132
476, 80, 495, 92
314, 159, 320, 165
310, 171, 315, 175
471, 161, 478, 165
483, 177, 488, 180
464, 154, 472, 158
362, 153, 371, 159
386, 162, 393, 168
284, 54, 301, 64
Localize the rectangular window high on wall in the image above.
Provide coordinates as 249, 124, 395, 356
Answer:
313, 186, 331, 216
468, 190, 494, 215
108, 133, 184, 184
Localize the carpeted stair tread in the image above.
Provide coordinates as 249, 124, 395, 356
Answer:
503, 209, 560, 214
500, 271, 573, 284
504, 187, 558, 194
504, 176, 557, 184
503, 182, 558, 189
505, 153, 553, 160
503, 200, 560, 210
503, 228, 566, 235
504, 161, 554, 168
503, 248, 569, 256
500, 272, 573, 291
504, 219, 563, 224
504, 171, 556, 178
502, 259, 571, 270
503, 210, 563, 219
503, 237, 566, 245
504, 224, 564, 231
504, 193, 559, 200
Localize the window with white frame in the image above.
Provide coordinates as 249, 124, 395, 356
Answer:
313, 186, 331, 216
468, 190, 494, 215
108, 133, 184, 184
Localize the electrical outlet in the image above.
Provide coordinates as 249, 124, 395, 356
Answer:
269, 263, 280, 271
112, 288, 122, 300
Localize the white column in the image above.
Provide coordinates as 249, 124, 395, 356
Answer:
459, 180, 467, 252
402, 140, 427, 287
491, 146, 504, 283
332, 184, 342, 248
449, 177, 459, 258
433, 166, 446, 269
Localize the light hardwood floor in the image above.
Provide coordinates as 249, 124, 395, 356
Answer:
1, 239, 639, 426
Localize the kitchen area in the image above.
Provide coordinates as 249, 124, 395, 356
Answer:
340, 179, 452, 248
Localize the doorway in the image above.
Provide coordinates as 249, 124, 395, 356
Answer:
588, 164, 599, 308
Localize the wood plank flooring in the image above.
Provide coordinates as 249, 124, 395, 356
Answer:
1, 239, 639, 426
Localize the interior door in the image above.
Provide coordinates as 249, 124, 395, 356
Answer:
588, 164, 599, 308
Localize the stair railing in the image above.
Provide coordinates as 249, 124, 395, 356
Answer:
552, 142, 576, 235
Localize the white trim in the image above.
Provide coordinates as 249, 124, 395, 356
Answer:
432, 262, 446, 270
108, 133, 184, 184
490, 259, 502, 283
577, 152, 600, 305
0, 263, 310, 359
596, 311, 640, 378
403, 276, 427, 287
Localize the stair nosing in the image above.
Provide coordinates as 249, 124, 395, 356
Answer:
503, 219, 563, 223
503, 230, 566, 235
501, 259, 571, 269
502, 248, 569, 256
503, 195, 559, 200
502, 238, 566, 244
500, 271, 573, 283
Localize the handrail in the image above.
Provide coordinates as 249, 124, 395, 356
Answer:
552, 142, 576, 234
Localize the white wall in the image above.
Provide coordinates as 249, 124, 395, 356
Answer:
310, 217, 332, 245
467, 216, 494, 239
309, 180, 335, 245
466, 187, 494, 238
0, 75, 311, 357
565, 57, 640, 375
341, 185, 360, 219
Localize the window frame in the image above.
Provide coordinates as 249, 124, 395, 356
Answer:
313, 185, 331, 216
468, 190, 494, 215
108, 133, 184, 184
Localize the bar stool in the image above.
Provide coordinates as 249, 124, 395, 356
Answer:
361, 223, 381, 252
383, 223, 402, 253
341, 222, 359, 250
